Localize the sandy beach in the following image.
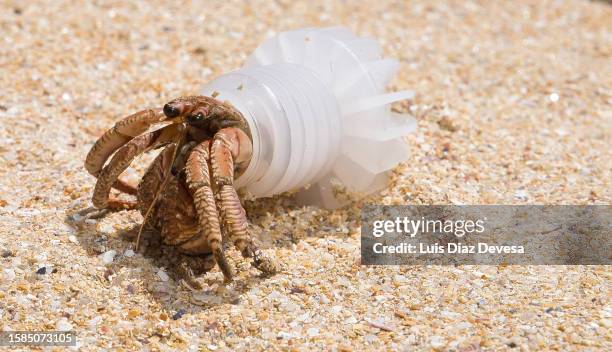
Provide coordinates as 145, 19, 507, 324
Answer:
0, 0, 610, 350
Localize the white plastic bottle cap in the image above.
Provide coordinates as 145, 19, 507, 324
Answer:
202, 27, 416, 208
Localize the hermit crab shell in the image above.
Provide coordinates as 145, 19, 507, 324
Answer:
202, 26, 416, 208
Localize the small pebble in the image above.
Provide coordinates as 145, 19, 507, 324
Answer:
430, 335, 445, 348
455, 322, 472, 329
514, 190, 529, 200
306, 327, 319, 337
103, 268, 114, 281
344, 316, 357, 325
68, 235, 78, 244
56, 318, 73, 331
124, 249, 135, 257
549, 92, 559, 102
172, 309, 187, 320
36, 266, 47, 275
441, 310, 460, 319
100, 250, 116, 264
157, 269, 169, 282
364, 334, 378, 343
191, 292, 223, 306
277, 331, 293, 340
3, 268, 16, 281
365, 318, 394, 331
127, 309, 140, 319
88, 316, 103, 327
317, 294, 330, 304
1, 250, 13, 258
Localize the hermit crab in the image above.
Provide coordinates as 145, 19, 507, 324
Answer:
83, 27, 417, 285
84, 96, 277, 283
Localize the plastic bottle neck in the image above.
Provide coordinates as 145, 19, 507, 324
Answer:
202, 63, 343, 198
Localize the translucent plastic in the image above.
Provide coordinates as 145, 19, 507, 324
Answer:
201, 27, 416, 208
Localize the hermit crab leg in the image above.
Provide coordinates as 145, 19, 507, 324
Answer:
92, 123, 183, 209
184, 140, 235, 281
136, 144, 176, 216
85, 108, 167, 195
210, 128, 277, 275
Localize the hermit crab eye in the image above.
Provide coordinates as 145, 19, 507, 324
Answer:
187, 112, 204, 123
163, 103, 180, 118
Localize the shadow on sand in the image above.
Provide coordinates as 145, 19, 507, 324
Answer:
62, 192, 361, 319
